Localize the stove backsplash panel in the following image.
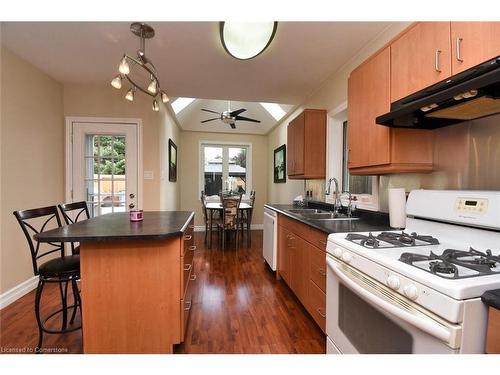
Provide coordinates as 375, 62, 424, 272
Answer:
380, 114, 500, 212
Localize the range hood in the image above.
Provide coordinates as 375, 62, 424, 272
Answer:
377, 57, 500, 129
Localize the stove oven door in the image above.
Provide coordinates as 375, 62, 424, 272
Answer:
326, 256, 462, 354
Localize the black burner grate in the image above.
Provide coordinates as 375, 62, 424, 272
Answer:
399, 247, 499, 279
346, 231, 439, 249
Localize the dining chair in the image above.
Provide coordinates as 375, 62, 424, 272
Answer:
200, 191, 219, 245
13, 206, 81, 352
58, 201, 90, 255
239, 190, 256, 247
217, 193, 242, 251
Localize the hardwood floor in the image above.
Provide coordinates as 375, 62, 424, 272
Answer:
0, 230, 326, 354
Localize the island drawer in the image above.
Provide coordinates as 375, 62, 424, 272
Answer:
182, 243, 195, 296
180, 268, 195, 340
182, 220, 194, 256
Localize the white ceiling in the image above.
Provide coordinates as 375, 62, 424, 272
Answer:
175, 99, 294, 135
1, 21, 394, 134
1, 22, 393, 104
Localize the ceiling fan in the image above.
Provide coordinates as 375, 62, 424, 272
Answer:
200, 101, 261, 129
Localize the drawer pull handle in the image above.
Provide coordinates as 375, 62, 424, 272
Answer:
456, 37, 463, 62
188, 225, 194, 229
317, 308, 326, 318
184, 235, 193, 241
434, 49, 442, 72
184, 301, 192, 311
190, 274, 197, 281
189, 245, 197, 251
318, 268, 326, 276
184, 264, 192, 272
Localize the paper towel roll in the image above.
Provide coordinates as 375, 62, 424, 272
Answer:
389, 188, 406, 229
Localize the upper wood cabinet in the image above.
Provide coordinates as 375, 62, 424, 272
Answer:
391, 22, 452, 102
348, 47, 434, 175
451, 22, 500, 74
287, 109, 326, 179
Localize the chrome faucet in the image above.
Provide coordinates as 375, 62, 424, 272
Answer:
325, 177, 341, 213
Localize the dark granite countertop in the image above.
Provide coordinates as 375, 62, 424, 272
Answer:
482, 289, 500, 310
264, 203, 391, 234
35, 211, 195, 242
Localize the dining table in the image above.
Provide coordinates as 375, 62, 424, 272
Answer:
205, 202, 253, 248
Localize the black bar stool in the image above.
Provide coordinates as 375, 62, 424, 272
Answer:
58, 201, 90, 255
13, 206, 81, 352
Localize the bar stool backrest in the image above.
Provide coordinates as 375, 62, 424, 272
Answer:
13, 206, 64, 276
58, 201, 90, 255
58, 201, 90, 225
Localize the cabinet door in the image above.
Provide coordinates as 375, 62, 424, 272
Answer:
451, 22, 500, 74
303, 110, 326, 178
278, 226, 292, 286
348, 47, 391, 168
288, 112, 305, 175
290, 236, 308, 303
391, 22, 451, 102
286, 122, 295, 175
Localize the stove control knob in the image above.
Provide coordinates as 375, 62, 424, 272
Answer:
386, 275, 400, 290
341, 251, 353, 263
333, 247, 343, 258
404, 284, 419, 300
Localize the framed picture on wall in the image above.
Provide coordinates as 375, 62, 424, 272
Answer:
273, 144, 286, 183
168, 139, 177, 182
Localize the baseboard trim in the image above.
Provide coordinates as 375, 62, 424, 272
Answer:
194, 224, 263, 232
0, 276, 38, 310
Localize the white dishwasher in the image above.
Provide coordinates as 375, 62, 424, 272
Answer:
263, 207, 277, 270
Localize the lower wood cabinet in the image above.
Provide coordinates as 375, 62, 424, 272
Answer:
277, 214, 327, 333
486, 307, 500, 354
180, 219, 196, 340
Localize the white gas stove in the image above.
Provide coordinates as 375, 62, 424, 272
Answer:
325, 190, 500, 354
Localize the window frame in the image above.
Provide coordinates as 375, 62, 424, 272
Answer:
327, 104, 379, 211
199, 141, 252, 202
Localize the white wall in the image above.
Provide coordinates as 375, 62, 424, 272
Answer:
1, 47, 65, 293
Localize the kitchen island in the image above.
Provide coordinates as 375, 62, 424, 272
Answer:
36, 211, 195, 354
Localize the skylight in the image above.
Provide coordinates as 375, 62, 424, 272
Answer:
260, 102, 286, 121
172, 97, 196, 114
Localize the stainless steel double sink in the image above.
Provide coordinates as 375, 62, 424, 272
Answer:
285, 208, 359, 221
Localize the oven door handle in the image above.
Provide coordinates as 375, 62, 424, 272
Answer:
327, 257, 461, 348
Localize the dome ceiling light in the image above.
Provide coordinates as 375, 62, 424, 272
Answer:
220, 22, 278, 60
111, 22, 169, 112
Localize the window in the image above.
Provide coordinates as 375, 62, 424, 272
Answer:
340, 120, 379, 211
200, 143, 251, 198
85, 135, 127, 216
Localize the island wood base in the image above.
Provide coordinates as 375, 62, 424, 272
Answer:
80, 238, 182, 354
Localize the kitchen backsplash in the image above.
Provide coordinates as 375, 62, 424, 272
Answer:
305, 179, 326, 202
379, 114, 500, 212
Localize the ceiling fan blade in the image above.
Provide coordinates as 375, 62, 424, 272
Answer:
230, 108, 246, 117
201, 109, 221, 115
230, 123, 236, 129
235, 115, 261, 123
201, 118, 219, 123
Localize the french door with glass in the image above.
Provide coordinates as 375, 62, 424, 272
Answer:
69, 120, 140, 217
